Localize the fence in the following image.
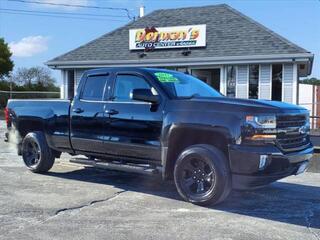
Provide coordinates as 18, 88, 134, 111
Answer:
0, 90, 61, 109
298, 102, 320, 129
298, 84, 320, 129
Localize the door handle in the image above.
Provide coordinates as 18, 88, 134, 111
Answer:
73, 108, 84, 114
105, 109, 119, 115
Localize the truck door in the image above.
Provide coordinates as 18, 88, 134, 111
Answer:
70, 73, 110, 154
104, 72, 163, 161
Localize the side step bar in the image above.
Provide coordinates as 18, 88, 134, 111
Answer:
70, 157, 161, 175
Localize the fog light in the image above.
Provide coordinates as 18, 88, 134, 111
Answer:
235, 136, 242, 145
259, 155, 268, 170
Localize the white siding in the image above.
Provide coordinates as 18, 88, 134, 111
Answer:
282, 63, 294, 103
292, 63, 298, 104
220, 66, 226, 95
60, 70, 67, 99
283, 85, 293, 103
259, 64, 271, 99
236, 65, 248, 98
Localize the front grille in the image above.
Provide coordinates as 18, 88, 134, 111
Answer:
277, 114, 306, 128
277, 133, 310, 152
276, 114, 310, 152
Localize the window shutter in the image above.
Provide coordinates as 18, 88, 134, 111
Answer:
259, 64, 271, 100
283, 64, 294, 103
236, 65, 248, 98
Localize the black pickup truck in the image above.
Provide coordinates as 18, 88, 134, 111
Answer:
5, 67, 313, 205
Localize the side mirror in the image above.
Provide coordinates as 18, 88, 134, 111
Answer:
131, 88, 159, 104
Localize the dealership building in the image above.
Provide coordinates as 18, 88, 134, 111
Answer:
46, 4, 314, 103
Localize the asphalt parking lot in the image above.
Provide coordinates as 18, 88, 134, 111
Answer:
0, 120, 319, 240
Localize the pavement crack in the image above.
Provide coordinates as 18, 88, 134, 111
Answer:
53, 190, 126, 217
304, 204, 320, 240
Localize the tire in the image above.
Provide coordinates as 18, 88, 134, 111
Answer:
22, 131, 55, 173
174, 144, 231, 206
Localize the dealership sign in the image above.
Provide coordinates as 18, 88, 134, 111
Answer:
129, 25, 206, 50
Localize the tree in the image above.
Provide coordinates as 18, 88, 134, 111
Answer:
10, 67, 34, 87
10, 66, 56, 88
299, 77, 320, 85
0, 66, 59, 109
0, 38, 14, 79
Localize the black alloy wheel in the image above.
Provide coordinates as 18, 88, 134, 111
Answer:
23, 139, 41, 168
22, 132, 55, 173
180, 157, 216, 197
174, 144, 231, 206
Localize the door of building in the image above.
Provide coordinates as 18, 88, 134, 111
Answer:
191, 69, 221, 92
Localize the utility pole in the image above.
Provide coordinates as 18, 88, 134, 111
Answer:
9, 78, 12, 99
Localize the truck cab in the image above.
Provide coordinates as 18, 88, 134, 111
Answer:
69, 68, 164, 162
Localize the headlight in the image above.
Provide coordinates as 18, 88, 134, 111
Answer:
245, 115, 276, 129
241, 115, 277, 143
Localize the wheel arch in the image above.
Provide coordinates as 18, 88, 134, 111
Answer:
162, 124, 233, 180
16, 117, 46, 138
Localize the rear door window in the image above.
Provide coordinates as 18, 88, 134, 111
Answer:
81, 75, 109, 101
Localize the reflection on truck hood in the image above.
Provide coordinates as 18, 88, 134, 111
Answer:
170, 97, 307, 114
204, 97, 305, 110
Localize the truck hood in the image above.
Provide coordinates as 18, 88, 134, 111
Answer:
204, 97, 305, 110
170, 97, 308, 114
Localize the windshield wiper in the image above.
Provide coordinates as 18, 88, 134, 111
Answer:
178, 93, 201, 99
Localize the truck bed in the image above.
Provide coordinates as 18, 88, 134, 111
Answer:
7, 99, 71, 151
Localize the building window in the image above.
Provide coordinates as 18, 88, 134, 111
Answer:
211, 69, 220, 92
249, 65, 259, 99
226, 65, 236, 97
272, 64, 283, 101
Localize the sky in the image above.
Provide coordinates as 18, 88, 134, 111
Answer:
0, 0, 319, 84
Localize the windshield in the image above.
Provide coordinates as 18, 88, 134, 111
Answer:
150, 70, 222, 99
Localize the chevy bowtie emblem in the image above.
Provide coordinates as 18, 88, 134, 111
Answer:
299, 126, 307, 135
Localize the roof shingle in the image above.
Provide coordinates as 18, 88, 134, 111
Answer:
47, 4, 310, 65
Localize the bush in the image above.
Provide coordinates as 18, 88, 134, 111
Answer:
299, 78, 320, 85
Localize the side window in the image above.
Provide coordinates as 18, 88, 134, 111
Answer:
113, 74, 151, 102
81, 75, 108, 101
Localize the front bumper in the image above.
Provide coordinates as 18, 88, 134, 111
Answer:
229, 143, 313, 189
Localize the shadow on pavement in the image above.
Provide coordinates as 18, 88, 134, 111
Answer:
47, 166, 320, 229
309, 154, 320, 173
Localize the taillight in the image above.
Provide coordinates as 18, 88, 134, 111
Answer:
4, 107, 9, 124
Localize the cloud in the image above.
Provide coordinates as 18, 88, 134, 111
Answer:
9, 36, 49, 57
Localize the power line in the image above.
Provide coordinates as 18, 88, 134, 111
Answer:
7, 0, 134, 19
0, 10, 128, 22
0, 7, 128, 18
